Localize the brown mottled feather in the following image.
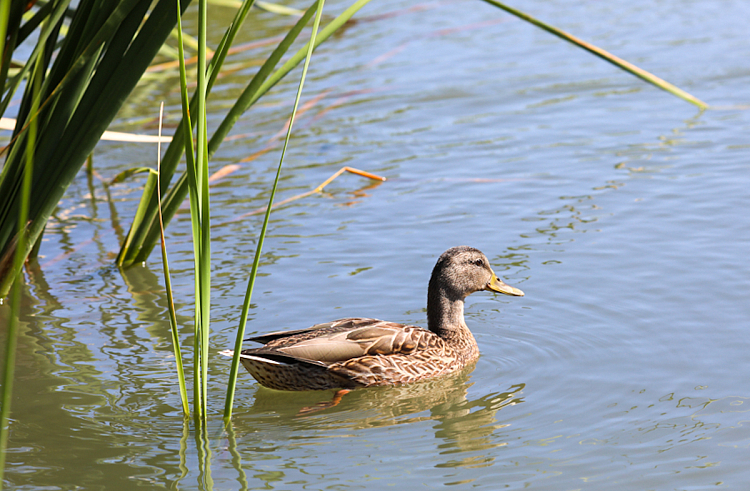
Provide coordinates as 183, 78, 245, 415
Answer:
237, 318, 458, 390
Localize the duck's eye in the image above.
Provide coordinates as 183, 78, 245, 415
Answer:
473, 259, 484, 267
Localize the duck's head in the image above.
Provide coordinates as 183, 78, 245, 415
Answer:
429, 246, 524, 301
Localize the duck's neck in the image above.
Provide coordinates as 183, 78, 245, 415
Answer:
427, 287, 479, 361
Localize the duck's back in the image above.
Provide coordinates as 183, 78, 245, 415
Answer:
238, 317, 464, 390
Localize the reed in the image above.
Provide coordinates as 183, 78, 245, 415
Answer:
116, 0, 258, 269
134, 0, 329, 425
480, 0, 708, 109
156, 102, 190, 416
159, 0, 328, 424
100, 0, 361, 426
0, 0, 192, 297
174, 0, 213, 422
115, 0, 374, 268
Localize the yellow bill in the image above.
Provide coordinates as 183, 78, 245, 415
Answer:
485, 273, 524, 296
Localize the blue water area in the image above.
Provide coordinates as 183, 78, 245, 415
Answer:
1, 0, 749, 489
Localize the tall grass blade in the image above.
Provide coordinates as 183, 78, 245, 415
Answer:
118, 0, 305, 267
0, 0, 69, 121
479, 0, 708, 109
176, 0, 212, 422
156, 101, 189, 416
223, 0, 327, 425
115, 168, 159, 262
0, 0, 12, 95
175, 0, 204, 422
195, 0, 211, 424
0, 0, 192, 297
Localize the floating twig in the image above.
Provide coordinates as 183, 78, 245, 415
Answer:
214, 166, 386, 227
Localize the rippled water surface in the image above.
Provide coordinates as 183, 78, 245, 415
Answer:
2, 0, 749, 489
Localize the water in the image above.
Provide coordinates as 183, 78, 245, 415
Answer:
2, 0, 749, 489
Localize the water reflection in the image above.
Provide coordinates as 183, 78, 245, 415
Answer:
432, 385, 524, 468
196, 424, 215, 491
242, 366, 522, 422
225, 423, 249, 491
232, 368, 525, 482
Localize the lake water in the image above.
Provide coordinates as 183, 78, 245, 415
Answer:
1, 0, 749, 489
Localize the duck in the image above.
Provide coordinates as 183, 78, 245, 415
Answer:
229, 246, 524, 391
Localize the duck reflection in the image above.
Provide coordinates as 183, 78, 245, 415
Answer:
235, 364, 525, 464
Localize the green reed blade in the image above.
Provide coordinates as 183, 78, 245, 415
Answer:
197, 0, 211, 422
155, 101, 190, 416
0, 0, 191, 297
114, 1, 199, 272
223, 0, 327, 425
479, 0, 708, 109
209, 0, 318, 150
114, 168, 159, 265
176, 0, 208, 421
0, 0, 13, 107
0, 0, 71, 123
118, 0, 315, 267
0, 0, 71, 212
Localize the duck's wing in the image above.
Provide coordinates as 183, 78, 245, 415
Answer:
245, 318, 369, 344
244, 318, 443, 364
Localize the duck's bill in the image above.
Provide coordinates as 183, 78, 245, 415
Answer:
486, 274, 524, 296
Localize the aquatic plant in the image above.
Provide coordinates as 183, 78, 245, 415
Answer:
481, 0, 707, 109
0, 0, 192, 297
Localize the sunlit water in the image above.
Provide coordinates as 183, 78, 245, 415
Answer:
2, 0, 749, 489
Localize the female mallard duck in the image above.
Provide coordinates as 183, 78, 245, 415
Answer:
231, 246, 523, 391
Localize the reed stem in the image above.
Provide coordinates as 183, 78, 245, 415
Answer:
480, 0, 708, 109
